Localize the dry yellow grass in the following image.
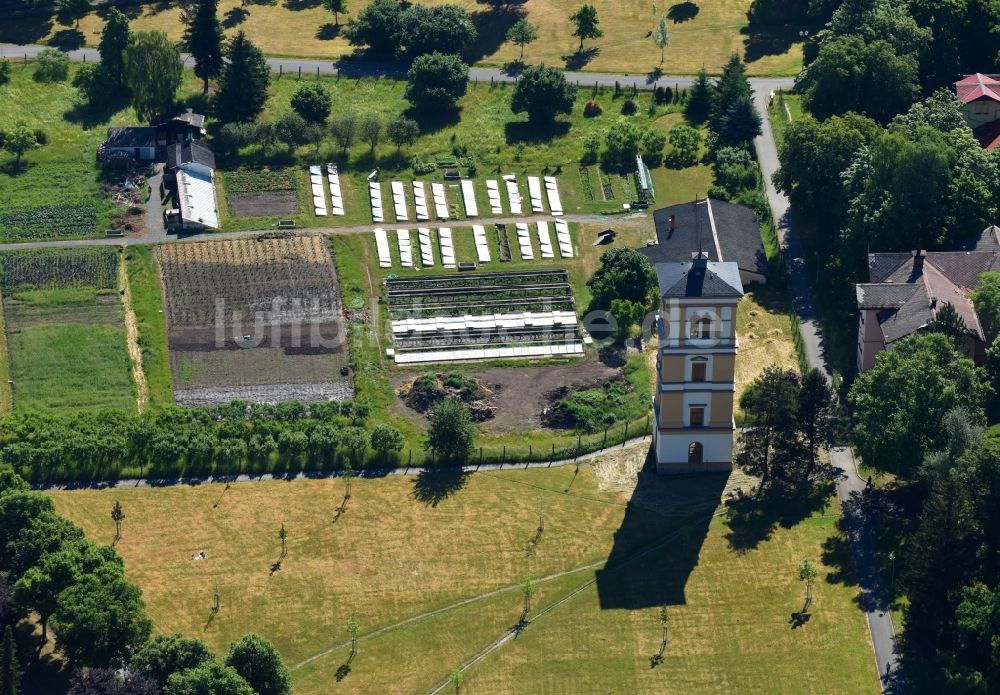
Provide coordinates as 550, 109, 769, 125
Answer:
21, 0, 802, 76
736, 287, 797, 410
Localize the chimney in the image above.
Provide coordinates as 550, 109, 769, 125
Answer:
691, 250, 709, 268
913, 250, 926, 273
930, 296, 937, 310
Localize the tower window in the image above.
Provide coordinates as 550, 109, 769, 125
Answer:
689, 406, 705, 427
688, 442, 703, 463
691, 361, 707, 382
690, 316, 712, 339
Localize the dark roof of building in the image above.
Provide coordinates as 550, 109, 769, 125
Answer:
641, 198, 767, 278
104, 127, 157, 149
956, 73, 1000, 105
655, 256, 744, 298
857, 231, 1000, 345
158, 109, 206, 129
167, 140, 215, 170
974, 121, 1000, 151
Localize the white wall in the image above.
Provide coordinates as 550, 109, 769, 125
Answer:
655, 430, 734, 473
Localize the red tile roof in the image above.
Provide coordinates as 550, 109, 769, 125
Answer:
956, 73, 1000, 105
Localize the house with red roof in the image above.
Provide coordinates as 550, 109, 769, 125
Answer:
956, 73, 1000, 150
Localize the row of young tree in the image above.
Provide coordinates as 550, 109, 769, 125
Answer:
0, 465, 293, 694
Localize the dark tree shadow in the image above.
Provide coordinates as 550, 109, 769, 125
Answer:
285, 0, 321, 8
48, 28, 85, 49
0, 160, 35, 176
465, 7, 525, 63
404, 105, 461, 134
667, 2, 700, 22
820, 531, 858, 586
742, 26, 799, 64
223, 6, 249, 28
316, 23, 341, 40
596, 456, 727, 609
335, 663, 351, 681
723, 481, 835, 553
64, 92, 131, 129
504, 120, 571, 144
412, 466, 470, 507
563, 47, 599, 70
98, 3, 142, 19
0, 16, 53, 44
789, 610, 812, 628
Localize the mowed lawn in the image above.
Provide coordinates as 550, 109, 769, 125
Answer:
5, 290, 135, 412
49, 458, 878, 693
5, 0, 803, 75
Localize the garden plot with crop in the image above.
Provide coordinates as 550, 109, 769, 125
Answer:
222, 168, 300, 218
0, 248, 135, 412
156, 236, 353, 406
385, 270, 586, 364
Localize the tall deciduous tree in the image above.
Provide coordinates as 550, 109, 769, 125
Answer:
651, 16, 669, 65
224, 634, 291, 695
2, 124, 38, 167
399, 4, 477, 57
163, 662, 254, 695
569, 5, 602, 52
510, 64, 577, 124
124, 31, 183, 122
98, 8, 131, 90
55, 0, 90, 28
587, 246, 657, 310
183, 0, 224, 94
601, 117, 643, 170
506, 18, 538, 60
290, 83, 332, 124
215, 32, 271, 123
426, 398, 474, 462
129, 634, 214, 689
370, 423, 404, 462
330, 112, 358, 153
849, 333, 990, 477
386, 116, 419, 151
322, 0, 347, 26
735, 366, 800, 494
342, 0, 404, 57
405, 52, 468, 112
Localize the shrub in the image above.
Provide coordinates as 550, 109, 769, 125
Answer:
621, 99, 637, 115
290, 83, 332, 124
602, 117, 643, 170
425, 398, 474, 462
405, 51, 469, 111
583, 100, 603, 118
510, 64, 577, 123
640, 128, 667, 167
34, 48, 70, 82
0, 59, 11, 85
666, 122, 702, 168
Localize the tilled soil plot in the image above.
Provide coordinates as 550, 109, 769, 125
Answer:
228, 192, 299, 218
391, 353, 621, 434
157, 236, 353, 406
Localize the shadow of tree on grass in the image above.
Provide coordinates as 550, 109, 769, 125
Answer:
412, 466, 470, 507
667, 2, 700, 22
563, 47, 599, 71
223, 7, 249, 28
49, 28, 85, 49
724, 480, 835, 553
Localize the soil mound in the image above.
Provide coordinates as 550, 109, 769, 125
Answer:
398, 373, 497, 421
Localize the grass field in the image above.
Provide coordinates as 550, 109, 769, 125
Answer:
5, 291, 135, 412
124, 246, 173, 409
48, 457, 879, 693
769, 91, 804, 149
3, 0, 803, 76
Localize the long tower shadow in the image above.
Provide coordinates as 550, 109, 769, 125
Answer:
596, 453, 729, 609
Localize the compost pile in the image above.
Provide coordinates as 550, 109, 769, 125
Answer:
399, 373, 497, 421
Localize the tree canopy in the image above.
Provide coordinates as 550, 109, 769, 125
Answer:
131, 634, 214, 689
290, 83, 332, 124
425, 398, 474, 461
183, 0, 224, 94
570, 5, 602, 52
215, 32, 271, 123
587, 246, 657, 310
510, 65, 577, 123
506, 18, 538, 60
405, 52, 469, 111
98, 8, 131, 91
124, 31, 183, 122
224, 634, 291, 695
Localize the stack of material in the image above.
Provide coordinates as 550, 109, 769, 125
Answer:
413, 181, 429, 221
309, 165, 327, 216
486, 180, 503, 214
374, 228, 392, 268
326, 164, 344, 216
397, 229, 413, 268
504, 174, 523, 214
544, 176, 563, 216
472, 225, 491, 263
515, 223, 533, 260
555, 219, 573, 257
461, 179, 478, 217
438, 228, 456, 268
391, 181, 408, 221
418, 228, 434, 266
431, 183, 450, 220
527, 176, 545, 213
370, 182, 384, 223
536, 221, 554, 259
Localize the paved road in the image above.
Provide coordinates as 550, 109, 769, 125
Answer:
753, 90, 904, 693
0, 41, 795, 93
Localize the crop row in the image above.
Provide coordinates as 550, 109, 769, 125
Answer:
224, 168, 298, 197
390, 299, 576, 319
385, 270, 568, 293
387, 286, 571, 306
0, 204, 98, 241
0, 247, 119, 291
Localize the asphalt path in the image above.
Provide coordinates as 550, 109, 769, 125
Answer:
753, 89, 904, 693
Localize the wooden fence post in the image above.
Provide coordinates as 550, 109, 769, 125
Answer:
623, 422, 629, 446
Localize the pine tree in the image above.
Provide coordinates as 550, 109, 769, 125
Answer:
183, 0, 224, 94
0, 625, 21, 695
684, 69, 712, 125
710, 53, 752, 131
98, 8, 131, 90
215, 32, 271, 123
